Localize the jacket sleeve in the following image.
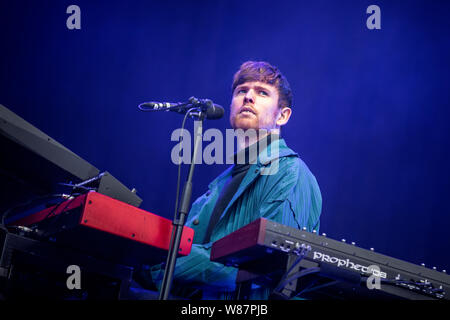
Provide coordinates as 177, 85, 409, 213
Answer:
149, 244, 238, 293
148, 190, 238, 293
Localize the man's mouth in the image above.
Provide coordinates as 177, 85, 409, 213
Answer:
239, 106, 256, 116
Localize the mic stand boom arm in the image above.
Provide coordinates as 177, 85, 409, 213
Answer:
158, 111, 204, 300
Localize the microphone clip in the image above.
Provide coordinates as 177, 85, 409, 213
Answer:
185, 97, 213, 119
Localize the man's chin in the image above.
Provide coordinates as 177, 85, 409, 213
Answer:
231, 120, 259, 131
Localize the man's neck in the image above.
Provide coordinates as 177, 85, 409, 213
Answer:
233, 130, 280, 165
236, 128, 280, 152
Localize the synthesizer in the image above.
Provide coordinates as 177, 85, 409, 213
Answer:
211, 218, 450, 300
7, 191, 194, 267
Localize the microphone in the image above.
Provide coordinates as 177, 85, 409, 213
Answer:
138, 97, 224, 120
141, 102, 183, 109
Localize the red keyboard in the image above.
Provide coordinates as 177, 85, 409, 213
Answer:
9, 192, 194, 266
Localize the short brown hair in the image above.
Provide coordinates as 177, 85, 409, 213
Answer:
231, 61, 293, 109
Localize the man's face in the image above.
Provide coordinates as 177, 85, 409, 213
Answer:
230, 81, 281, 131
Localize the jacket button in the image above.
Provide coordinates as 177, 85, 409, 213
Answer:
193, 219, 199, 225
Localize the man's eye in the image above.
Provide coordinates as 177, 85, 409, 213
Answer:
259, 90, 268, 96
237, 89, 247, 94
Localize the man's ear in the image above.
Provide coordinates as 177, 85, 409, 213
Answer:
276, 107, 292, 126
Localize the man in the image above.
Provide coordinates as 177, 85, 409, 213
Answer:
142, 61, 322, 299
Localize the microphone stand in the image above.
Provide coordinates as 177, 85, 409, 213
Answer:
158, 111, 204, 300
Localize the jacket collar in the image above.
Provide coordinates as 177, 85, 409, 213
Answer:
207, 138, 298, 190
257, 137, 298, 165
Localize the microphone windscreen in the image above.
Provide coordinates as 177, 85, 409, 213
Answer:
206, 104, 225, 120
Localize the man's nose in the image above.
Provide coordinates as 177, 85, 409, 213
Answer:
244, 89, 254, 104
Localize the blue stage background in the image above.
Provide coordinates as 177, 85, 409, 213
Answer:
1, 0, 449, 272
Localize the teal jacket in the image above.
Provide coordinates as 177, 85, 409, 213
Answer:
151, 138, 322, 298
